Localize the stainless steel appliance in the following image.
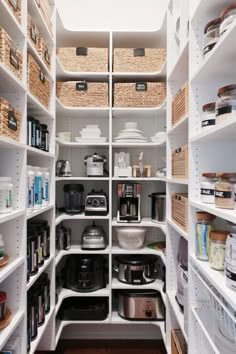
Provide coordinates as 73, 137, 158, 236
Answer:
113, 255, 157, 285
81, 222, 107, 250
118, 290, 165, 320
85, 190, 108, 216
63, 184, 84, 215
117, 183, 141, 223
84, 153, 107, 177
149, 193, 166, 222
56, 160, 72, 177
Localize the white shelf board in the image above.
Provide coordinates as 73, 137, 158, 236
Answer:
190, 200, 236, 224
56, 245, 110, 265
112, 177, 166, 182
112, 217, 166, 234
167, 219, 188, 241
27, 146, 54, 159
191, 0, 234, 24
0, 209, 25, 225
112, 61, 166, 80
168, 40, 189, 82
112, 101, 166, 118
0, 63, 26, 93
112, 142, 166, 148
27, 204, 54, 220
0, 136, 25, 150
111, 312, 165, 327
28, 0, 54, 47
0, 310, 24, 350
55, 286, 110, 315
191, 254, 236, 311
56, 212, 110, 226
112, 245, 166, 265
167, 291, 188, 343
29, 307, 54, 354
0, 256, 24, 283
56, 177, 110, 181
166, 178, 188, 185
56, 98, 109, 118
56, 58, 109, 80
56, 138, 109, 148
0, 1, 24, 41
27, 39, 54, 82
167, 114, 188, 135
27, 256, 54, 291
190, 116, 236, 143
191, 20, 236, 82
27, 93, 54, 121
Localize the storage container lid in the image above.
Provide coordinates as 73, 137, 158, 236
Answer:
64, 184, 84, 192
216, 172, 236, 179
195, 212, 216, 222
116, 255, 156, 265
119, 290, 161, 298
204, 18, 221, 34
202, 102, 216, 112
221, 4, 236, 21
202, 172, 217, 178
0, 291, 6, 302
217, 84, 236, 97
210, 230, 229, 242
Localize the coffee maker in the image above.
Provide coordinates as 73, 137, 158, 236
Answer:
117, 183, 141, 223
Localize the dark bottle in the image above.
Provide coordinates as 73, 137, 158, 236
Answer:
40, 124, 49, 152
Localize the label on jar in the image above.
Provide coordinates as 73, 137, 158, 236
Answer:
225, 233, 236, 289
209, 242, 225, 270
215, 190, 232, 199
216, 105, 236, 116
203, 42, 217, 56
201, 119, 215, 127
0, 190, 12, 211
201, 188, 214, 196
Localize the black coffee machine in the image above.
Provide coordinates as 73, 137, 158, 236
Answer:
117, 183, 141, 223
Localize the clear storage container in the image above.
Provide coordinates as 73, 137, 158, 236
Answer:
209, 230, 228, 270
200, 173, 217, 204
196, 212, 215, 261
216, 84, 236, 123
203, 18, 221, 58
201, 102, 216, 129
215, 173, 236, 210
220, 5, 236, 36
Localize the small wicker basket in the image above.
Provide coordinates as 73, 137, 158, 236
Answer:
0, 27, 23, 81
172, 81, 189, 126
56, 81, 108, 107
5, 0, 21, 24
171, 193, 188, 232
0, 97, 21, 141
172, 145, 188, 179
57, 47, 108, 72
27, 14, 40, 51
113, 48, 166, 72
113, 82, 166, 107
38, 37, 51, 70
27, 53, 50, 108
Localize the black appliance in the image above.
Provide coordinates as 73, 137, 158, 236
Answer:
117, 183, 141, 223
58, 297, 108, 321
85, 189, 108, 216
64, 255, 106, 292
63, 184, 84, 215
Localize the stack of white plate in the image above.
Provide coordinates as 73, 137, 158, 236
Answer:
75, 125, 107, 143
114, 122, 147, 143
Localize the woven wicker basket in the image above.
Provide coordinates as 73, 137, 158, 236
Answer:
172, 81, 189, 126
27, 53, 50, 108
0, 97, 21, 141
5, 0, 21, 24
0, 27, 23, 81
27, 14, 40, 51
113, 48, 166, 72
113, 82, 166, 107
171, 193, 188, 232
172, 145, 188, 178
35, 0, 52, 35
38, 37, 51, 70
56, 81, 108, 107
57, 47, 108, 72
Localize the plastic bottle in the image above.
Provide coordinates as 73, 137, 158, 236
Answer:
27, 166, 35, 213
0, 234, 5, 261
41, 168, 49, 206
0, 177, 13, 213
33, 167, 42, 209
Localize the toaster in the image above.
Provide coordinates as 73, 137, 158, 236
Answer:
85, 190, 108, 216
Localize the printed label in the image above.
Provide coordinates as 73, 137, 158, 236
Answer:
136, 82, 147, 91
225, 268, 236, 281
175, 195, 181, 201
201, 119, 215, 127
30, 25, 37, 44
175, 147, 181, 153
76, 82, 87, 91
215, 190, 232, 199
76, 47, 88, 56
10, 48, 19, 69
203, 42, 216, 56
201, 188, 214, 196
133, 48, 145, 57
34, 176, 42, 205
216, 105, 236, 116
44, 47, 50, 64
8, 110, 17, 131
39, 70, 45, 84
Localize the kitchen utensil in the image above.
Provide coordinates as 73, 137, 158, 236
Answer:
116, 227, 147, 250
81, 222, 107, 250
113, 255, 157, 284
85, 190, 108, 216
118, 290, 165, 320
149, 193, 166, 222
84, 153, 108, 177
64, 184, 84, 215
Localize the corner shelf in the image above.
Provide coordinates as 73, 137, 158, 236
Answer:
0, 257, 24, 283
190, 200, 236, 224
112, 245, 166, 265
0, 310, 24, 349
167, 291, 188, 343
27, 204, 55, 220
167, 218, 188, 241
27, 256, 54, 291
27, 146, 55, 158
56, 245, 110, 265
56, 213, 110, 226
0, 209, 25, 225
167, 114, 188, 135
112, 217, 166, 234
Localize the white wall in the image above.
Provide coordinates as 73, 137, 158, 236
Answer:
56, 0, 168, 30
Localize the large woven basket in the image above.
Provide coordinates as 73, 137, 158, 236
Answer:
27, 53, 50, 108
113, 82, 166, 107
35, 0, 52, 35
172, 81, 189, 126
38, 37, 51, 70
0, 97, 21, 141
171, 193, 188, 232
56, 81, 108, 107
0, 27, 23, 81
27, 14, 40, 51
113, 48, 166, 72
57, 47, 108, 72
5, 0, 21, 24
172, 145, 188, 178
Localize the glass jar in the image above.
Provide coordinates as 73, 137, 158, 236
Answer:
225, 229, 236, 291
196, 212, 216, 261
0, 177, 13, 214
220, 5, 236, 36
216, 84, 236, 122
201, 102, 216, 129
209, 230, 228, 270
203, 18, 221, 58
201, 173, 217, 203
215, 173, 236, 209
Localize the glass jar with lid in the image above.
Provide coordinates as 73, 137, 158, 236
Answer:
201, 173, 218, 204
209, 230, 228, 270
220, 5, 236, 36
201, 102, 216, 129
225, 223, 236, 291
216, 84, 236, 122
215, 173, 236, 209
203, 18, 221, 58
196, 212, 216, 261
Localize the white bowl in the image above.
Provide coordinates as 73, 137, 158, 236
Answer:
116, 228, 147, 250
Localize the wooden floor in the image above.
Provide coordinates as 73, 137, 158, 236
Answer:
36, 340, 166, 354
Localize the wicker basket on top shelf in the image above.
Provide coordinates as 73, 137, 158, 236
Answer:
171, 193, 188, 232
5, 0, 21, 24
172, 145, 188, 179
172, 81, 189, 126
56, 81, 109, 107
0, 97, 21, 141
27, 53, 50, 108
113, 48, 166, 72
57, 47, 108, 72
113, 82, 166, 107
0, 27, 23, 81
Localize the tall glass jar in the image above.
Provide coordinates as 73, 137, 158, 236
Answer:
201, 173, 218, 204
209, 230, 228, 270
220, 5, 236, 36
201, 102, 216, 129
196, 212, 216, 261
203, 18, 221, 58
216, 84, 236, 123
215, 173, 236, 210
